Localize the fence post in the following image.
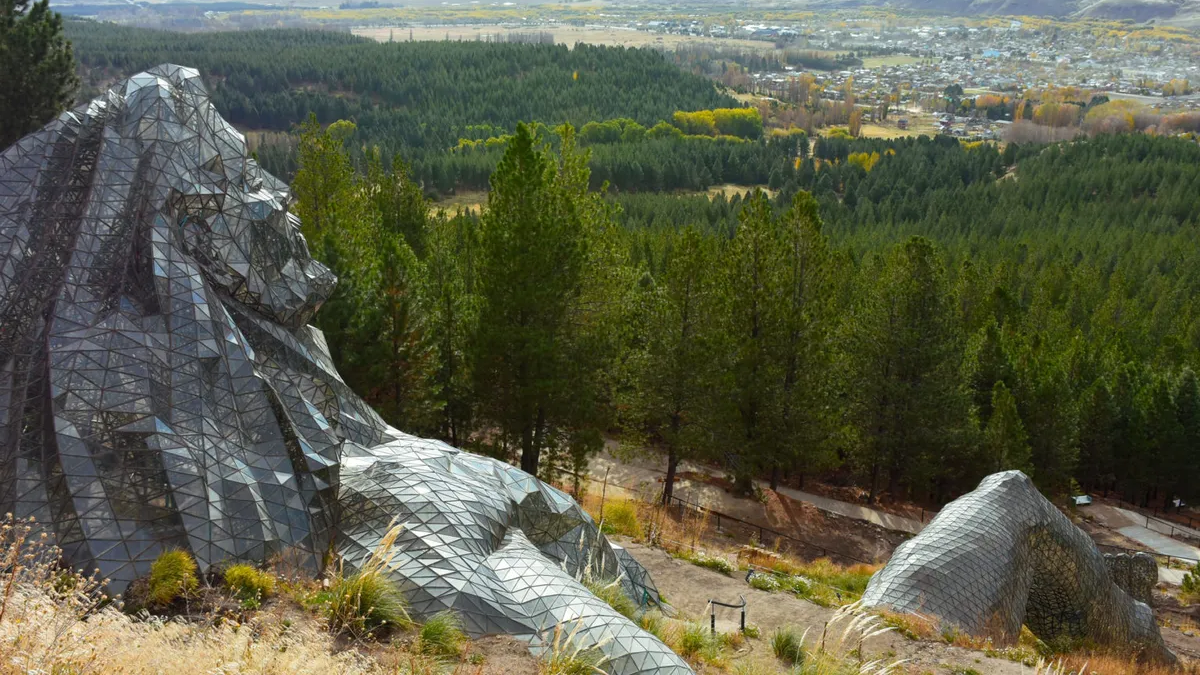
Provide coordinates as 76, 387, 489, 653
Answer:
740, 598, 746, 633
710, 609, 716, 636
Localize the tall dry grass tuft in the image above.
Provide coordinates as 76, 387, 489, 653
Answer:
325, 519, 413, 638
538, 621, 610, 675
803, 601, 908, 675
1045, 651, 1200, 675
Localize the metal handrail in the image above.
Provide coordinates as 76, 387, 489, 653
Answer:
708, 595, 746, 635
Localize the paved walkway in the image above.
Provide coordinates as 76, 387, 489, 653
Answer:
1084, 504, 1197, 584
1115, 524, 1200, 562
767, 481, 924, 535
1130, 508, 1200, 541
588, 449, 924, 536
1102, 506, 1200, 562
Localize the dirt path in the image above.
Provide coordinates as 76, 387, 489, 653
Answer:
622, 540, 1032, 675
589, 450, 907, 563
591, 447, 922, 533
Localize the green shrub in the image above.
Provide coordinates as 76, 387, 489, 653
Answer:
748, 573, 781, 592
417, 611, 467, 657
678, 551, 734, 576
600, 501, 642, 539
638, 610, 664, 639
1181, 563, 1200, 603
223, 564, 276, 608
771, 626, 805, 665
148, 549, 199, 606
584, 577, 637, 620
326, 569, 411, 638
677, 622, 709, 658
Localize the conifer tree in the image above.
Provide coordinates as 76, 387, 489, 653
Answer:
624, 226, 719, 504
1, 0, 78, 149
983, 382, 1032, 475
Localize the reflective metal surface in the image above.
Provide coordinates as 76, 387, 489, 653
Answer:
862, 471, 1174, 662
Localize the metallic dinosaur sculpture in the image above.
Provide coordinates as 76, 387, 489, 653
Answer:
0, 64, 691, 675
862, 471, 1174, 663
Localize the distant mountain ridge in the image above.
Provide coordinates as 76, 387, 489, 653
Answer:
826, 0, 1195, 22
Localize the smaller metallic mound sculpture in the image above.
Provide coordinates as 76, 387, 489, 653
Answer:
862, 471, 1175, 663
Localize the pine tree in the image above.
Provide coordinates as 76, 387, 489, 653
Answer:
768, 191, 837, 489
964, 320, 1013, 427
623, 226, 719, 504
845, 237, 971, 503
1145, 375, 1185, 508
1, 0, 78, 149
1077, 380, 1117, 493
718, 191, 781, 495
1176, 369, 1200, 504
293, 122, 439, 434
425, 213, 481, 447
352, 152, 439, 432
292, 114, 357, 247
983, 381, 1032, 475
473, 123, 614, 477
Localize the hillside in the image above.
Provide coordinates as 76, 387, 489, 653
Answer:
824, 0, 1199, 22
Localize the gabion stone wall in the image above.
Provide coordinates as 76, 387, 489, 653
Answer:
1104, 552, 1158, 606
0, 65, 691, 675
862, 471, 1175, 663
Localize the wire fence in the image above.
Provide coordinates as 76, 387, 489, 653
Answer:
664, 494, 871, 565
573, 470, 871, 565
1100, 498, 1200, 545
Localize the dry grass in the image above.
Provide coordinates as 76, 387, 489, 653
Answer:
537, 622, 609, 675
706, 184, 775, 200
431, 190, 487, 215
0, 516, 380, 675
1160, 612, 1200, 636
876, 610, 941, 642
1047, 652, 1200, 675
877, 607, 1194, 675
0, 515, 532, 675
354, 25, 788, 53
861, 55, 924, 69
581, 486, 878, 609
854, 124, 919, 140
578, 482, 713, 550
